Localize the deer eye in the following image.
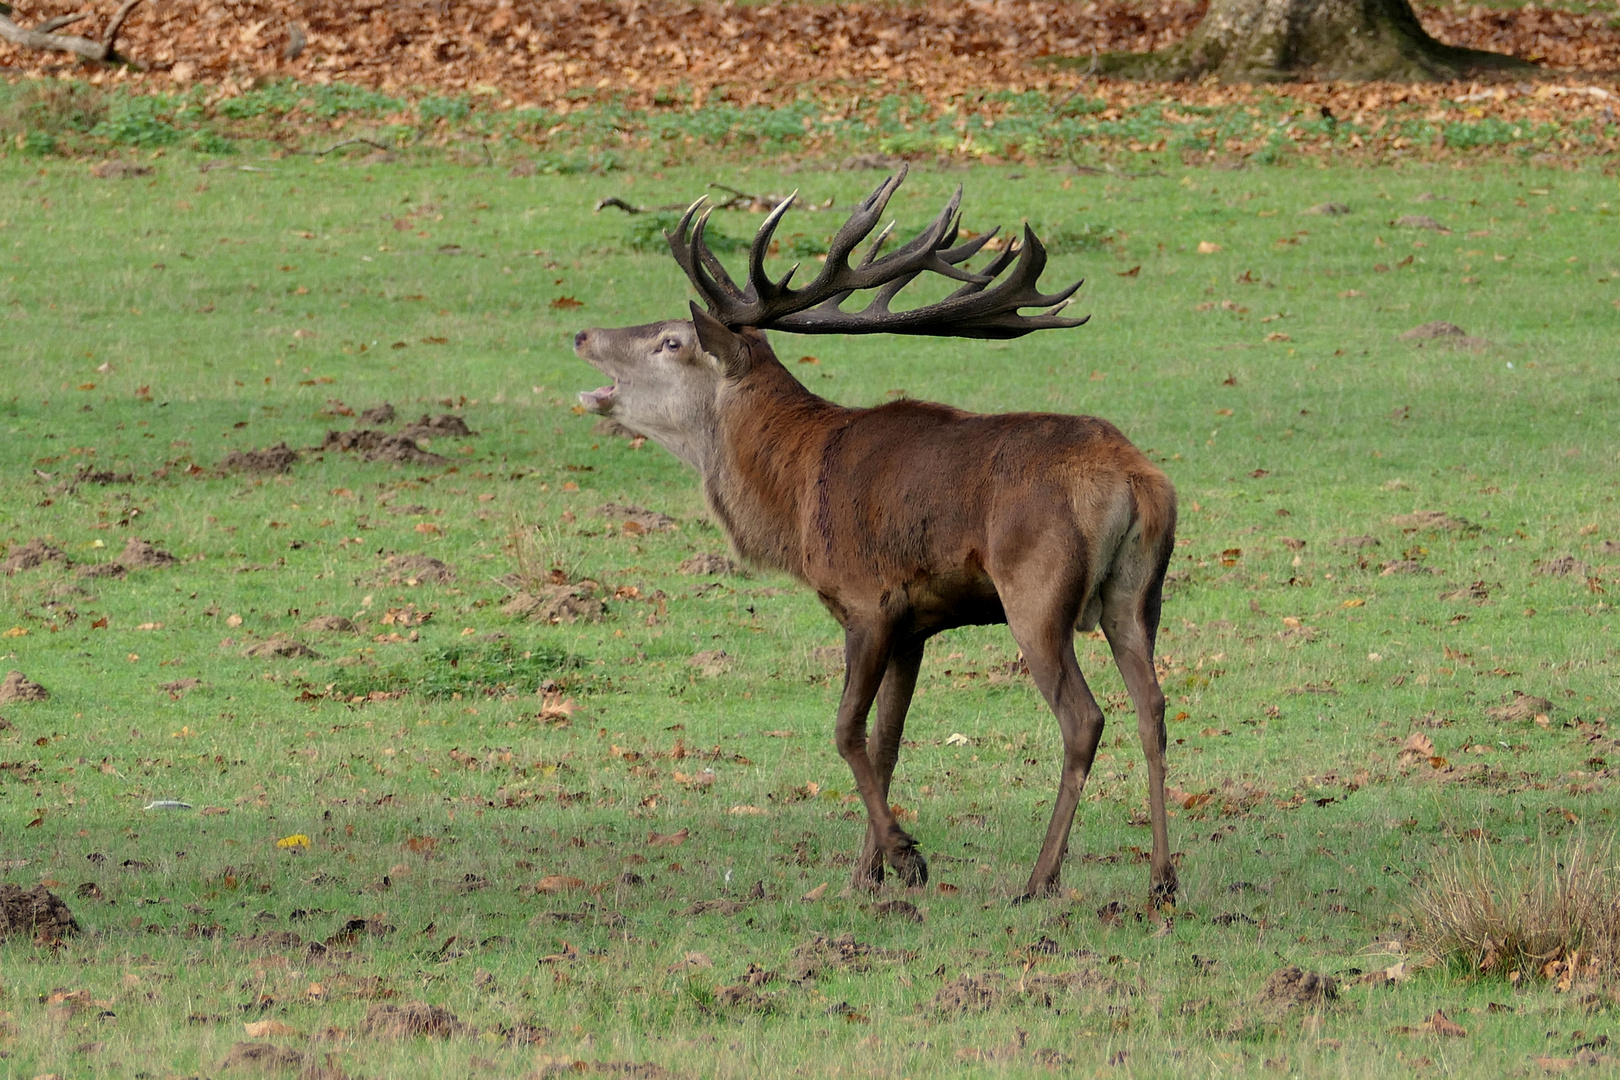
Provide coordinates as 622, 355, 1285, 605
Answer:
660, 338, 681, 353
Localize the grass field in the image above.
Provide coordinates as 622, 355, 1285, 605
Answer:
0, 134, 1617, 1079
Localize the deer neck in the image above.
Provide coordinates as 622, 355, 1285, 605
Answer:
703, 356, 840, 578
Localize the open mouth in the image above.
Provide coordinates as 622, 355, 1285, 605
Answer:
577, 382, 617, 414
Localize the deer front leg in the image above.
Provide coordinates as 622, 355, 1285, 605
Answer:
852, 640, 925, 892
836, 624, 928, 889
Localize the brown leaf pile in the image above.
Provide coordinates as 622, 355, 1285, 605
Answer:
4, 0, 1616, 111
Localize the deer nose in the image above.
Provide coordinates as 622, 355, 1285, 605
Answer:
574, 329, 589, 349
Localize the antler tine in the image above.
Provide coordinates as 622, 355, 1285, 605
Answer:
858, 221, 897, 267
817, 167, 909, 275
745, 191, 801, 305
667, 198, 747, 306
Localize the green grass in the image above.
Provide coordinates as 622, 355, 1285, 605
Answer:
0, 141, 1616, 1079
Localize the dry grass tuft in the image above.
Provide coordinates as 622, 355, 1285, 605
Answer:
1410, 838, 1620, 983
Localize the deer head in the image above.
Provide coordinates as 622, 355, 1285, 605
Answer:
573, 316, 730, 471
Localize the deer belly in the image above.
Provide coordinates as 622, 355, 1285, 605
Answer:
904, 572, 1006, 632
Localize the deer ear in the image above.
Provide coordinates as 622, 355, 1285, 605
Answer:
690, 303, 751, 379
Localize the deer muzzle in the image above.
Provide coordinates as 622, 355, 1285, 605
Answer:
573, 328, 618, 414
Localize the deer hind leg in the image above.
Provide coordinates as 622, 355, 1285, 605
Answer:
1003, 595, 1108, 900
852, 640, 925, 892
836, 623, 928, 888
1100, 580, 1176, 906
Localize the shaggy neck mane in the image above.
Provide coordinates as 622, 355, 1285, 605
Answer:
702, 332, 841, 578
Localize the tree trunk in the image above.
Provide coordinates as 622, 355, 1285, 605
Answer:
1080, 0, 1532, 82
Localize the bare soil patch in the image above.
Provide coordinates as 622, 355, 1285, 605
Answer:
219, 442, 299, 475
0, 883, 79, 941
596, 503, 677, 533
2, 538, 69, 574
359, 1002, 464, 1039
383, 554, 456, 585
1485, 691, 1555, 722
91, 160, 154, 179
241, 637, 322, 660
790, 933, 916, 981
1533, 555, 1590, 577
503, 583, 607, 625
120, 537, 178, 569
303, 615, 358, 633
1257, 966, 1338, 1010
221, 1042, 304, 1070
0, 670, 49, 703
399, 413, 474, 440
678, 553, 739, 576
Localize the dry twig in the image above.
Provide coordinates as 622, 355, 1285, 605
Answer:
0, 0, 144, 64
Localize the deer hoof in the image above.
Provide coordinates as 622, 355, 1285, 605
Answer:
849, 867, 884, 893
1014, 880, 1061, 904
889, 847, 928, 888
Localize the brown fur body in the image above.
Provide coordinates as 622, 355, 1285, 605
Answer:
576, 315, 1178, 900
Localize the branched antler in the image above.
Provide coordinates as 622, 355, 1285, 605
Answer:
666, 163, 1086, 340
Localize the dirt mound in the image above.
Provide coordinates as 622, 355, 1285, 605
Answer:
1380, 559, 1434, 576
1534, 555, 1590, 578
1302, 202, 1351, 216
221, 1042, 305, 1070
91, 160, 154, 179
219, 442, 299, 474
159, 678, 202, 696
931, 974, 1002, 1014
873, 899, 923, 923
303, 615, 358, 633
241, 637, 322, 660
0, 671, 49, 703
1390, 511, 1476, 533
120, 537, 178, 569
687, 650, 733, 677
359, 403, 396, 426
0, 883, 79, 941
321, 428, 389, 453
359, 1001, 463, 1039
503, 584, 606, 625
1485, 691, 1555, 722
238, 929, 306, 950
2, 539, 70, 574
71, 466, 137, 486
596, 502, 677, 532
1400, 320, 1467, 340
790, 933, 915, 980
368, 434, 447, 465
399, 413, 474, 439
678, 552, 739, 576
79, 562, 127, 580
384, 554, 455, 584
320, 429, 445, 464
1394, 214, 1447, 231
1399, 321, 1492, 349
1257, 966, 1337, 1009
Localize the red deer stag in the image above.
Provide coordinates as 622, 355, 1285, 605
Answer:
574, 166, 1178, 902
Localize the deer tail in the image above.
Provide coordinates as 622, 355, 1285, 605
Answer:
1128, 466, 1177, 555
